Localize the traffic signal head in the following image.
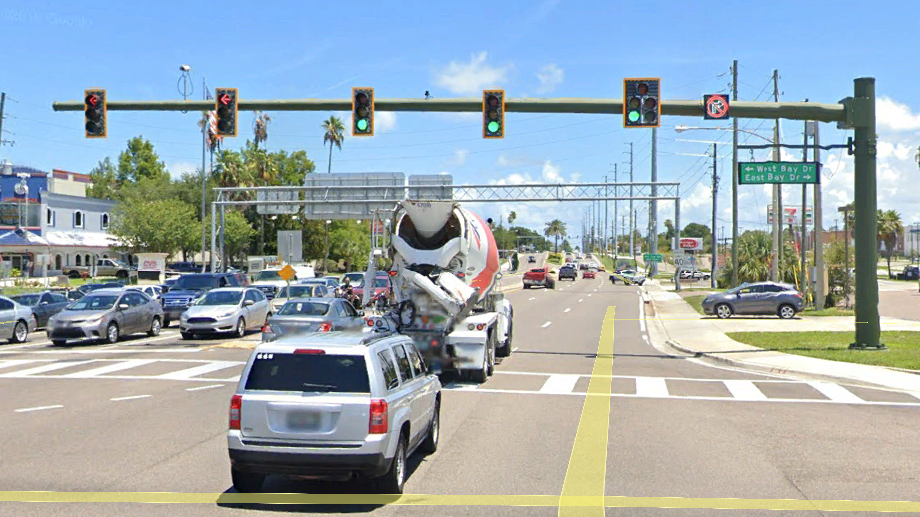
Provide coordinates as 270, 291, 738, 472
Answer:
352, 87, 374, 136
84, 89, 107, 138
483, 90, 504, 139
623, 78, 660, 128
214, 88, 238, 137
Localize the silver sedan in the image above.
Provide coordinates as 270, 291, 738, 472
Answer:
262, 297, 367, 342
179, 287, 271, 340
0, 295, 37, 343
47, 289, 164, 345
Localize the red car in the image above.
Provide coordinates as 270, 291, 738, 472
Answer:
523, 268, 555, 289
352, 273, 392, 300
582, 270, 596, 279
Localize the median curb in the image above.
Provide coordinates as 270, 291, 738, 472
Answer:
644, 286, 920, 391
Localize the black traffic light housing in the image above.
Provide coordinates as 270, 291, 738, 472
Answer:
84, 88, 107, 138
214, 88, 238, 137
352, 87, 374, 136
623, 78, 660, 128
483, 90, 505, 139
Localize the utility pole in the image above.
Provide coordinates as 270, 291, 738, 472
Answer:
771, 69, 781, 282
650, 127, 659, 276
814, 120, 825, 309
200, 77, 208, 273
731, 60, 740, 287
0, 92, 5, 163
711, 143, 718, 288
604, 174, 608, 259
612, 164, 618, 258
628, 142, 634, 260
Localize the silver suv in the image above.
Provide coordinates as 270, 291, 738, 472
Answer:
227, 331, 442, 494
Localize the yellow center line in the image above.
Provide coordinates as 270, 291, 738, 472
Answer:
557, 306, 616, 516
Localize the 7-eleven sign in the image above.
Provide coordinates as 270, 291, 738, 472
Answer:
767, 205, 813, 225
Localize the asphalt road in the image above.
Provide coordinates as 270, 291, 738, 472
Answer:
3, 280, 920, 516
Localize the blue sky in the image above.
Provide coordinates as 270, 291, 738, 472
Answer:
2, 0, 919, 243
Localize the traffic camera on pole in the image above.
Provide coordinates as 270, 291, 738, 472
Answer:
483, 90, 504, 139
214, 88, 238, 137
352, 87, 374, 136
84, 88, 107, 138
623, 78, 660, 128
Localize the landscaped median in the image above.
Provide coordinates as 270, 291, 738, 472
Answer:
728, 331, 920, 371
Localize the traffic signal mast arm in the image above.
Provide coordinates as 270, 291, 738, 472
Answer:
53, 98, 848, 123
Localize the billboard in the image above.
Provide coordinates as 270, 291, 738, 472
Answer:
675, 237, 703, 251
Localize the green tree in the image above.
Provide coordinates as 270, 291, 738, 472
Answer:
508, 211, 517, 226
253, 111, 271, 149
87, 157, 119, 200
322, 116, 346, 174
205, 211, 256, 266
543, 219, 567, 253
879, 209, 903, 278
110, 199, 198, 258
663, 219, 676, 240
329, 221, 371, 272
117, 137, 168, 184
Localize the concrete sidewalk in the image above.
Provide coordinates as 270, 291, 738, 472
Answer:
644, 284, 920, 392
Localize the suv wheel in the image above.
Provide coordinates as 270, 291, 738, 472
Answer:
231, 468, 264, 493
778, 304, 796, 319
420, 401, 440, 454
377, 435, 407, 494
147, 317, 161, 337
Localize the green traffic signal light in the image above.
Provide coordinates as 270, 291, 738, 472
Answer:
487, 121, 500, 133
628, 111, 640, 123
357, 119, 368, 131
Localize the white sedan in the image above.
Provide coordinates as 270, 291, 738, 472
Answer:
179, 288, 272, 340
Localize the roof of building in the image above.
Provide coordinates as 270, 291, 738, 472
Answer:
44, 230, 119, 249
0, 228, 50, 247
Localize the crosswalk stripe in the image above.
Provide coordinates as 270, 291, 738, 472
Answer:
807, 381, 864, 403
0, 360, 97, 377
155, 361, 240, 380
539, 374, 580, 394
635, 377, 669, 398
723, 380, 767, 401
0, 360, 48, 370
61, 359, 157, 378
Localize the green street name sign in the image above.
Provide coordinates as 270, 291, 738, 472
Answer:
643, 253, 663, 262
738, 161, 819, 185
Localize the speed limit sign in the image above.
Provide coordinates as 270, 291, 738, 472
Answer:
675, 258, 685, 265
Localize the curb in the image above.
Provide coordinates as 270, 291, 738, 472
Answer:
645, 290, 905, 391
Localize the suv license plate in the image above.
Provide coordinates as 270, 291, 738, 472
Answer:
287, 412, 320, 430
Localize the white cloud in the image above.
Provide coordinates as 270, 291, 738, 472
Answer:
877, 96, 920, 133
454, 149, 469, 166
375, 112, 397, 133
535, 64, 564, 94
168, 161, 198, 179
433, 52, 511, 95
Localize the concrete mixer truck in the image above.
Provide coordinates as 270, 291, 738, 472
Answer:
369, 200, 513, 383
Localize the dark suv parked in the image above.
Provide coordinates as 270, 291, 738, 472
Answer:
159, 273, 248, 327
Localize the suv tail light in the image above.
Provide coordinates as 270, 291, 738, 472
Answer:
317, 323, 332, 332
229, 395, 242, 430
369, 399, 388, 434
793, 292, 803, 299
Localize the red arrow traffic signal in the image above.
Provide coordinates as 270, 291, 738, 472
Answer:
218, 93, 231, 106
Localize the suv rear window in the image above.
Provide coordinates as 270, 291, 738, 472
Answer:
244, 353, 370, 393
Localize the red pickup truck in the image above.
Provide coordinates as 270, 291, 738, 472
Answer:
523, 268, 555, 289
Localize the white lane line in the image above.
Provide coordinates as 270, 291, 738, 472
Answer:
587, 294, 592, 297
15, 405, 64, 413
186, 384, 225, 392
639, 296, 647, 333
578, 299, 584, 303
61, 359, 157, 378
538, 374, 581, 394
723, 380, 768, 401
541, 321, 552, 328
110, 395, 152, 402
0, 360, 98, 377
528, 297, 536, 301
511, 347, 519, 352
220, 375, 242, 382
0, 359, 50, 370
807, 381, 864, 403
99, 333, 179, 349
0, 348, 202, 355
156, 361, 240, 380
635, 377, 669, 398
563, 308, 571, 313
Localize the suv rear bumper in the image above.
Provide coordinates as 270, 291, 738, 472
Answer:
228, 449, 390, 478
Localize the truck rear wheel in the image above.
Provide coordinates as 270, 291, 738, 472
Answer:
469, 345, 489, 383
496, 321, 512, 357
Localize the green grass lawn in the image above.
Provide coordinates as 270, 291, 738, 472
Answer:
727, 331, 920, 370
683, 295, 707, 315
804, 307, 855, 317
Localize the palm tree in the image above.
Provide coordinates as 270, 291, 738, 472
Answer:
878, 209, 904, 278
322, 116, 346, 174
734, 230, 772, 283
915, 145, 920, 171
508, 211, 517, 226
253, 111, 272, 150
544, 219, 567, 253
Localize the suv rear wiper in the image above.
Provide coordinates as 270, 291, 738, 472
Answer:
301, 383, 337, 392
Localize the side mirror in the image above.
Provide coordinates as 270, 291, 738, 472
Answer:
118, 303, 129, 310
244, 299, 255, 307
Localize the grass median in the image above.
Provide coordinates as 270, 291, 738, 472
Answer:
727, 331, 920, 370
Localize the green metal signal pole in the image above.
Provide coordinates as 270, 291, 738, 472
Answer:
52, 79, 881, 348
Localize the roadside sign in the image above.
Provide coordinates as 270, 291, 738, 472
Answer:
278, 264, 296, 282
643, 253, 663, 262
768, 205, 813, 225
739, 161, 819, 184
703, 94, 730, 120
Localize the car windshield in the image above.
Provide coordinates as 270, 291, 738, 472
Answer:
343, 273, 364, 284
277, 286, 315, 298
255, 271, 282, 281
277, 301, 331, 316
13, 295, 40, 306
174, 276, 215, 289
68, 295, 118, 311
196, 291, 242, 306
